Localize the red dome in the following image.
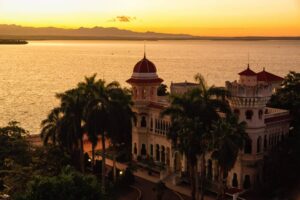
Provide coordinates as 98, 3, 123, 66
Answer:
133, 57, 157, 73
238, 65, 257, 76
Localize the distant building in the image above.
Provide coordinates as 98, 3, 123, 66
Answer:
127, 55, 290, 190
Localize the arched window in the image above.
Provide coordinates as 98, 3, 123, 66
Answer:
207, 159, 212, 180
141, 144, 146, 156
150, 118, 153, 131
161, 146, 165, 163
244, 139, 252, 154
133, 87, 137, 98
133, 143, 137, 154
150, 144, 153, 156
141, 116, 147, 127
150, 87, 155, 97
142, 88, 146, 99
232, 173, 238, 187
156, 144, 160, 161
257, 136, 262, 153
258, 110, 263, 119
245, 110, 253, 120
234, 109, 240, 116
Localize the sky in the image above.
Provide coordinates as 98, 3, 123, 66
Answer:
0, 0, 299, 36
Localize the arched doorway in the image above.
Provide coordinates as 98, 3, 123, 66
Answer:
161, 146, 165, 164
207, 159, 212, 180
174, 152, 182, 172
232, 173, 238, 187
141, 144, 146, 156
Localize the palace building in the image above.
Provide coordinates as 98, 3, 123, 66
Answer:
126, 55, 290, 190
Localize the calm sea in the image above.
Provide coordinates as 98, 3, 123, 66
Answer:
0, 40, 299, 133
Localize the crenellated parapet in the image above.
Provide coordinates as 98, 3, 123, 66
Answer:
226, 81, 273, 98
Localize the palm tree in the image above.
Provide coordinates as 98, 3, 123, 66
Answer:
105, 87, 135, 182
84, 78, 130, 191
78, 74, 105, 168
193, 73, 230, 200
162, 73, 230, 200
56, 88, 86, 172
40, 107, 62, 146
209, 114, 248, 199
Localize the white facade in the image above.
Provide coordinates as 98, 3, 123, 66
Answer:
128, 60, 290, 190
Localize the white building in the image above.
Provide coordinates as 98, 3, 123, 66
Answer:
127, 56, 290, 190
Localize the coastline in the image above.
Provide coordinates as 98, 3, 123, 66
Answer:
0, 39, 28, 45
1, 36, 300, 41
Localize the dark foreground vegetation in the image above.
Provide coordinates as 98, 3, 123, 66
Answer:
0, 74, 135, 200
0, 71, 299, 200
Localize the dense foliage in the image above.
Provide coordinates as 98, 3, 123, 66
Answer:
16, 167, 104, 200
157, 84, 169, 96
265, 71, 300, 197
162, 73, 232, 200
40, 74, 134, 192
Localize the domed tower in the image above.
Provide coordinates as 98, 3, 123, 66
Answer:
126, 55, 163, 104
127, 55, 164, 161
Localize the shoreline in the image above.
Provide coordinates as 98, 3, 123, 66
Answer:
1, 36, 300, 42
0, 39, 28, 45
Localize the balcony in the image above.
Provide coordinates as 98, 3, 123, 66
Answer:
241, 153, 264, 167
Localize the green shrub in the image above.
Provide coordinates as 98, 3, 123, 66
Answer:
16, 166, 104, 200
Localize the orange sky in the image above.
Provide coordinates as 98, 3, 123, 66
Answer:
0, 0, 299, 36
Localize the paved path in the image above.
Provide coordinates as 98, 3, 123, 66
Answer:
117, 187, 139, 200
102, 158, 215, 200
134, 176, 184, 200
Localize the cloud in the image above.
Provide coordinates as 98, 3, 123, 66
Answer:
109, 16, 136, 23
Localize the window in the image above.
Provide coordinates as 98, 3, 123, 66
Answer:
161, 146, 165, 163
245, 110, 253, 120
150, 144, 153, 156
141, 144, 146, 155
232, 173, 238, 187
150, 118, 153, 131
258, 110, 263, 119
142, 88, 146, 99
141, 116, 147, 127
257, 136, 262, 153
133, 87, 137, 98
156, 144, 160, 161
150, 87, 155, 96
207, 159, 212, 180
234, 109, 240, 116
244, 139, 252, 154
133, 143, 137, 154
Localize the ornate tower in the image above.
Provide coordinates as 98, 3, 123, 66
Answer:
225, 65, 284, 189
226, 65, 273, 128
126, 55, 163, 105
126, 55, 164, 160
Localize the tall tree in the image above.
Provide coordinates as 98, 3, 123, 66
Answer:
162, 73, 230, 200
55, 89, 86, 172
209, 114, 247, 199
40, 107, 62, 146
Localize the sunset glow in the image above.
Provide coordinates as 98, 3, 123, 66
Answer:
0, 0, 299, 36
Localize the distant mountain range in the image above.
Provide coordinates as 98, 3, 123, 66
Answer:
0, 24, 299, 40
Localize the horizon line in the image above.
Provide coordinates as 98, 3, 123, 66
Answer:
1, 23, 300, 38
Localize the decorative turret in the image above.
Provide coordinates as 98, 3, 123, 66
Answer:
226, 66, 284, 127
126, 55, 163, 103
